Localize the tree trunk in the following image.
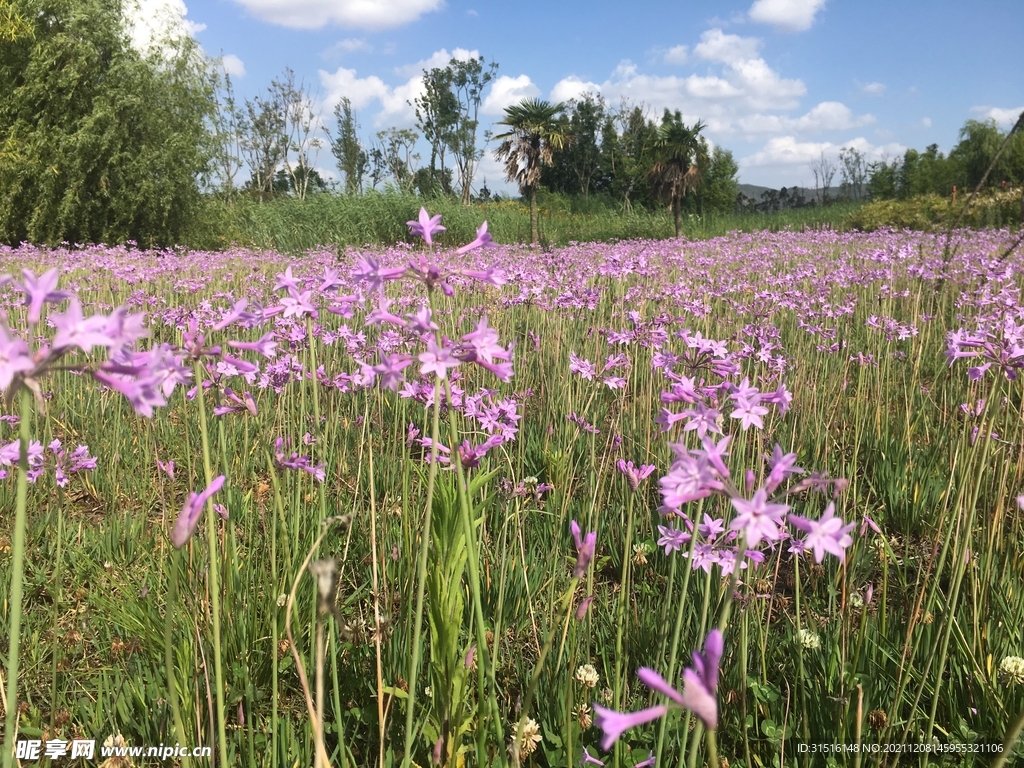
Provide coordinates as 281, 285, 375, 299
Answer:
530, 187, 540, 245
673, 198, 682, 238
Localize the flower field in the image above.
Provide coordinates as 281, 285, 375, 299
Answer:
2, 219, 1024, 768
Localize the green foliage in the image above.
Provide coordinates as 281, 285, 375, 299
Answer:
329, 97, 368, 195
541, 94, 608, 198
846, 187, 1022, 231
0, 0, 215, 247
681, 142, 740, 216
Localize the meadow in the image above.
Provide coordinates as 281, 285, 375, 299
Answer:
1, 218, 1024, 768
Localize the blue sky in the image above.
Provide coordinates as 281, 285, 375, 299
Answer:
128, 0, 1024, 192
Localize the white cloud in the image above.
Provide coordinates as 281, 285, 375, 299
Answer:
548, 31, 805, 133
481, 75, 540, 116
741, 135, 906, 183
664, 45, 689, 65
319, 66, 391, 113
694, 29, 761, 65
124, 0, 205, 55
922, 117, 932, 128
748, 0, 826, 32
220, 54, 246, 77
736, 101, 874, 134
859, 81, 885, 96
971, 105, 1024, 129
323, 38, 373, 57
231, 0, 443, 30
549, 76, 602, 105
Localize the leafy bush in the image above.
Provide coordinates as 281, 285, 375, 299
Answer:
846, 187, 1022, 231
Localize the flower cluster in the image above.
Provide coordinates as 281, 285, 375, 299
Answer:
945, 314, 1024, 381
0, 438, 96, 485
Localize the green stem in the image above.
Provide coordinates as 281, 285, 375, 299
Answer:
612, 492, 637, 768
401, 376, 443, 768
165, 548, 192, 768
194, 364, 228, 767
2, 389, 33, 768
993, 703, 1024, 768
655, 522, 701, 765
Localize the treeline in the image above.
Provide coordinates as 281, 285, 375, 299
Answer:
532, 95, 741, 219
865, 118, 1024, 200
0, 0, 747, 248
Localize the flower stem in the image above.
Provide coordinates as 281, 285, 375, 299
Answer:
194, 364, 228, 767
165, 548, 192, 768
2, 389, 32, 768
401, 376, 443, 768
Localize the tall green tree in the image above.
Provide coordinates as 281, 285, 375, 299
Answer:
649, 110, 707, 237
0, 0, 216, 246
542, 94, 607, 198
601, 102, 659, 212
413, 66, 459, 197
493, 98, 569, 245
374, 127, 420, 193
446, 56, 498, 204
682, 141, 739, 216
328, 97, 367, 194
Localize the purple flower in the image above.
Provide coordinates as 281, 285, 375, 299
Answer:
730, 488, 789, 548
570, 519, 597, 577
407, 207, 446, 246
50, 441, 97, 487
634, 752, 656, 767
460, 267, 506, 286
575, 594, 595, 620
171, 475, 226, 548
418, 339, 460, 380
580, 746, 605, 766
373, 353, 413, 390
595, 628, 722, 752
14, 268, 70, 324
49, 297, 115, 353
455, 221, 495, 255
788, 502, 855, 562
1, 324, 34, 392
616, 459, 656, 492
352, 255, 406, 292
729, 394, 769, 430
593, 705, 669, 752
278, 289, 318, 319
657, 525, 691, 555
211, 299, 255, 332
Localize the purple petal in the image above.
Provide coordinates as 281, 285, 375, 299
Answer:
637, 667, 685, 706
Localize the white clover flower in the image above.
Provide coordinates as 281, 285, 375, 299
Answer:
850, 593, 865, 609
277, 594, 287, 608
999, 655, 1024, 685
797, 628, 821, 650
508, 717, 542, 757
575, 663, 600, 688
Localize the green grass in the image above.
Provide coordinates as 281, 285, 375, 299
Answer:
193, 192, 865, 253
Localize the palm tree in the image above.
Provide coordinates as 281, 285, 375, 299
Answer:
493, 98, 569, 245
649, 110, 707, 238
